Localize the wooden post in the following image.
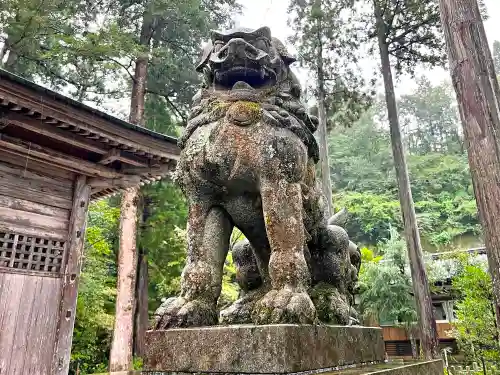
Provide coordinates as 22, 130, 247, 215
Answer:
51, 175, 91, 374
373, 0, 439, 359
439, 0, 500, 334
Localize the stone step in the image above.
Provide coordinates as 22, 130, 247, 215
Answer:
144, 324, 385, 374
326, 360, 443, 374
93, 360, 443, 375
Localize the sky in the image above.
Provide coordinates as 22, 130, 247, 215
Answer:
234, 0, 500, 96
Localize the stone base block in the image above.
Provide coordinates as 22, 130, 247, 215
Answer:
144, 324, 385, 374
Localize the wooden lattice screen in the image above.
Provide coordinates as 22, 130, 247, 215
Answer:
0, 231, 67, 275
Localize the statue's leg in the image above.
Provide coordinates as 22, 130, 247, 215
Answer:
154, 203, 232, 329
252, 179, 317, 324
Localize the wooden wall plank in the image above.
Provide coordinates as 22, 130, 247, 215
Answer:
0, 207, 68, 232
24, 277, 61, 375
0, 183, 72, 210
0, 273, 25, 373
0, 195, 70, 220
0, 150, 75, 181
0, 162, 73, 191
0, 274, 61, 375
8, 277, 42, 375
0, 163, 73, 199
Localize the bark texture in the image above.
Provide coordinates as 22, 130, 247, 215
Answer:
439, 0, 500, 334
109, 187, 140, 371
373, 1, 439, 360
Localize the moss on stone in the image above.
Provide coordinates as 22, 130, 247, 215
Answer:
227, 101, 262, 124
310, 282, 350, 325
209, 100, 231, 117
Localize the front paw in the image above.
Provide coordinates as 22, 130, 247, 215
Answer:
252, 289, 317, 324
153, 297, 217, 329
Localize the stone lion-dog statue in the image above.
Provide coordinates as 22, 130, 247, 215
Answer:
153, 26, 361, 329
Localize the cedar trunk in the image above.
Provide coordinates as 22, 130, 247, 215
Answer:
315, 0, 333, 217
373, 1, 439, 360
134, 195, 152, 357
439, 0, 500, 335
109, 25, 149, 369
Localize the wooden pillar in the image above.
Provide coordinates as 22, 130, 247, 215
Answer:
439, 0, 500, 334
52, 175, 91, 374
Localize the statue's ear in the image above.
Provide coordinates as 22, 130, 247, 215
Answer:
272, 37, 297, 65
196, 40, 213, 73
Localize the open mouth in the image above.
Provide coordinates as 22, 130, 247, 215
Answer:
214, 66, 276, 89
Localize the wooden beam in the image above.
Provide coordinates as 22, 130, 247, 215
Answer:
88, 175, 141, 189
52, 175, 91, 375
0, 134, 124, 179
1, 114, 148, 167
98, 148, 121, 165
121, 164, 173, 178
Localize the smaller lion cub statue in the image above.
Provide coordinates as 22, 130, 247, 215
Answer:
154, 26, 361, 329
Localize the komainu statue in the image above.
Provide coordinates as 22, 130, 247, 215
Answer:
153, 26, 361, 329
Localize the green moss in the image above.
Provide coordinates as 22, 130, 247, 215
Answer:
208, 100, 231, 117
310, 283, 349, 325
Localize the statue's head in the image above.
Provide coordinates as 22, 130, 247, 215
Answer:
196, 26, 300, 96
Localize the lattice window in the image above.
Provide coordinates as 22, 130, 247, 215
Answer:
0, 231, 67, 274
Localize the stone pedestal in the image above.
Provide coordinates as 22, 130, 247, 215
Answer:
144, 324, 385, 374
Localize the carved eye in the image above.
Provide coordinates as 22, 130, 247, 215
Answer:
253, 38, 269, 52
213, 41, 224, 52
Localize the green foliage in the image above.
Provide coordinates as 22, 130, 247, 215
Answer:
369, 0, 447, 75
140, 181, 188, 312
399, 77, 462, 155
358, 228, 416, 326
288, 0, 372, 129
71, 200, 120, 374
330, 85, 480, 250
452, 256, 500, 363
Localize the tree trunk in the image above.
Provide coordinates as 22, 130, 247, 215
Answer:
315, 0, 333, 217
410, 333, 418, 360
109, 15, 150, 371
134, 195, 152, 357
373, 0, 439, 360
439, 0, 500, 336
109, 188, 140, 371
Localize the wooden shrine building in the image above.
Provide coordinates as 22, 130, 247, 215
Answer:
0, 69, 180, 375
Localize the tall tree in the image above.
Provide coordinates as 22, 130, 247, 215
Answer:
439, 0, 500, 338
369, 0, 445, 359
109, 9, 152, 371
493, 40, 500, 73
288, 0, 370, 217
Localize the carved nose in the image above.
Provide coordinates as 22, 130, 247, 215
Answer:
217, 38, 265, 62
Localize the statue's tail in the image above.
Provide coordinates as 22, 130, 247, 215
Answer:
327, 207, 348, 226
